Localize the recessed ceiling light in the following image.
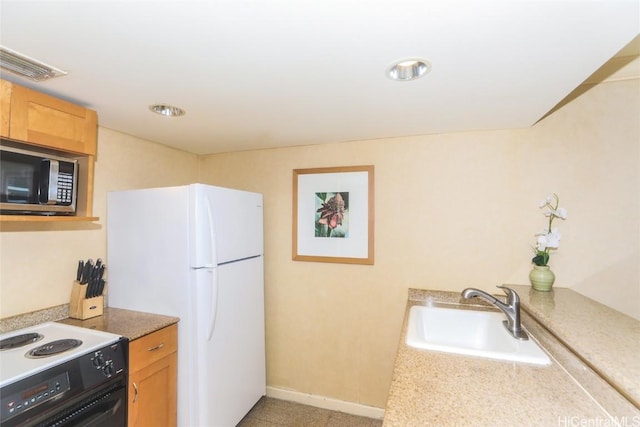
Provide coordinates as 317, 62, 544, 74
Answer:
149, 104, 186, 117
385, 58, 431, 81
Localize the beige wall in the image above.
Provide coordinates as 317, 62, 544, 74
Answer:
198, 78, 639, 407
0, 77, 637, 409
0, 127, 198, 318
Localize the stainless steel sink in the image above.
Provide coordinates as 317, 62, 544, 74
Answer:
405, 304, 551, 365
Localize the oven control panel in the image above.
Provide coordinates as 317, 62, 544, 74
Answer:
89, 348, 117, 377
1, 372, 71, 420
81, 340, 127, 386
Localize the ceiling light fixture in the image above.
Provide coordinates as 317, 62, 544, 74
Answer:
385, 58, 431, 81
149, 104, 186, 117
0, 46, 67, 82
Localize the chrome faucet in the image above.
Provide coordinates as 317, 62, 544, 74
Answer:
461, 285, 529, 340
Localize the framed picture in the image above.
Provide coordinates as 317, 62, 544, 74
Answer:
292, 165, 374, 265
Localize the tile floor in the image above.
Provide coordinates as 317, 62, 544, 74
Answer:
237, 397, 384, 427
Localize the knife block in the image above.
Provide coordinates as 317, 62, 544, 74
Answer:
69, 280, 104, 320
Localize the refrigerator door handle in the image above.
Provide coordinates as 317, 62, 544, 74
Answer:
208, 268, 219, 341
204, 198, 220, 340
205, 197, 218, 341
204, 195, 217, 268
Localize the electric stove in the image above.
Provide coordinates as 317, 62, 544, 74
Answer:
0, 322, 128, 426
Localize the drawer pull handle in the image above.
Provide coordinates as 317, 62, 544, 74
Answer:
132, 382, 139, 403
147, 343, 165, 352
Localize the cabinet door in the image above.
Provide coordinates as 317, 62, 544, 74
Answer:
0, 80, 10, 138
129, 352, 178, 427
9, 83, 97, 155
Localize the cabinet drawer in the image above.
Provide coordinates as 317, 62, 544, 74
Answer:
130, 324, 177, 372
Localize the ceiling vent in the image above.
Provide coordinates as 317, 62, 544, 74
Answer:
0, 46, 67, 82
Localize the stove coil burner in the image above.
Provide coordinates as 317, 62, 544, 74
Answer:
26, 339, 83, 358
0, 333, 44, 350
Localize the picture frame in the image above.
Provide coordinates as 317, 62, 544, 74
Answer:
292, 165, 374, 265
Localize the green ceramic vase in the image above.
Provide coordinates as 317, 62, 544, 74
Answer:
529, 265, 555, 292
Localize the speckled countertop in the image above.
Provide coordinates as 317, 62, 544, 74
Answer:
383, 289, 640, 427
0, 305, 178, 341
508, 284, 640, 407
59, 307, 179, 340
0, 304, 71, 333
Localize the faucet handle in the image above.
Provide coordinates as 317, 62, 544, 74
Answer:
496, 285, 519, 305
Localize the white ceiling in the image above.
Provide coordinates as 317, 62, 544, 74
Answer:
1, 1, 639, 155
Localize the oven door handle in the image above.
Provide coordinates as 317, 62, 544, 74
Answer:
78, 396, 123, 426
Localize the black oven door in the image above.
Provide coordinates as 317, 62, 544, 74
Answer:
41, 377, 127, 427
6, 376, 127, 427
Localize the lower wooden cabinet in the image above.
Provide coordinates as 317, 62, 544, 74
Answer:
128, 324, 178, 427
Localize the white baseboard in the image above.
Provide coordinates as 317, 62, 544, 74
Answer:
265, 386, 385, 420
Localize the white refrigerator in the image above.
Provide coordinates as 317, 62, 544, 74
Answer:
106, 183, 265, 427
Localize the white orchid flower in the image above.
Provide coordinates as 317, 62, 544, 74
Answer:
556, 207, 568, 219
546, 228, 561, 248
539, 195, 553, 208
536, 235, 548, 251
543, 208, 568, 219
535, 228, 561, 251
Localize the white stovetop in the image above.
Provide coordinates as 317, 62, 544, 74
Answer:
0, 322, 122, 388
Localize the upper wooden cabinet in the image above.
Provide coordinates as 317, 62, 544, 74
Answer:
3, 80, 97, 155
0, 80, 11, 138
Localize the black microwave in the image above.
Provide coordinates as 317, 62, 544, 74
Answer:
0, 141, 78, 215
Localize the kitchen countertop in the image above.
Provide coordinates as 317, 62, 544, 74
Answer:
509, 284, 640, 407
0, 304, 71, 333
383, 289, 640, 426
60, 307, 179, 340
0, 305, 179, 341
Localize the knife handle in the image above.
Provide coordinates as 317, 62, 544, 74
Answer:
76, 260, 84, 282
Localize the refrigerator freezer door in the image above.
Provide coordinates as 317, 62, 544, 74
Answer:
191, 184, 263, 267
193, 256, 265, 427
107, 186, 191, 316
